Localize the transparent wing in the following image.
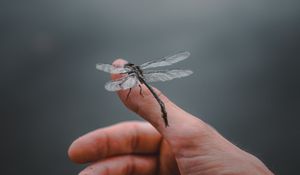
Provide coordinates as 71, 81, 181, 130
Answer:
96, 63, 129, 74
140, 51, 190, 69
104, 75, 139, 91
143, 69, 193, 82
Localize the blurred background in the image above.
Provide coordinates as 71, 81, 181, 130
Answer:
1, 0, 299, 174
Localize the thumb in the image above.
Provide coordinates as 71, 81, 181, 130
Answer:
111, 59, 210, 141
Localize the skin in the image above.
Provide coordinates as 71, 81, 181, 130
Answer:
68, 59, 274, 175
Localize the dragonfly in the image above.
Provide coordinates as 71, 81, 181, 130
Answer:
96, 51, 193, 127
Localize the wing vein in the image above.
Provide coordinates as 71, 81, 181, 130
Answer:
143, 69, 193, 82
140, 51, 190, 69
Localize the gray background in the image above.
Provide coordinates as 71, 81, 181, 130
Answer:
1, 0, 299, 174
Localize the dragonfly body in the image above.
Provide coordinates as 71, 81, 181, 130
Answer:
96, 51, 193, 127
124, 63, 144, 82
123, 63, 169, 126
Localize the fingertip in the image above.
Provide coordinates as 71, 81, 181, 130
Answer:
68, 138, 91, 164
112, 58, 127, 67
68, 140, 80, 163
68, 140, 82, 163
111, 58, 127, 80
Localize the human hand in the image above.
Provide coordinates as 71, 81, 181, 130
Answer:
68, 59, 274, 175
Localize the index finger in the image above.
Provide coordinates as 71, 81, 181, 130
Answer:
68, 121, 161, 163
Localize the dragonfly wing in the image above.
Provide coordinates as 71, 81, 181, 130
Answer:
143, 69, 193, 82
120, 75, 139, 89
140, 51, 190, 69
96, 63, 129, 74
105, 75, 138, 91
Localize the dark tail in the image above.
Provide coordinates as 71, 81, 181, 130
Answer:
141, 80, 169, 127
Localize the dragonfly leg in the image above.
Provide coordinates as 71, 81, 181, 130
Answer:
138, 84, 144, 97
126, 88, 132, 100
